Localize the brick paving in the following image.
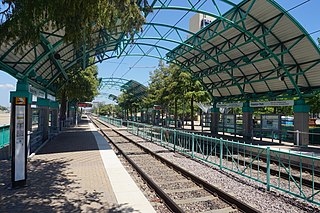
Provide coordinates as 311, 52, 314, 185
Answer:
0, 120, 132, 212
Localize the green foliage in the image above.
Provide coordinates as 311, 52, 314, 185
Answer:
99, 104, 115, 116
0, 0, 150, 47
307, 92, 320, 113
57, 64, 99, 102
117, 90, 141, 113
57, 63, 99, 120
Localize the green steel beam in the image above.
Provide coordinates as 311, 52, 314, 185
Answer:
99, 77, 129, 90
152, 6, 233, 23
40, 34, 69, 81
165, 2, 306, 98
0, 61, 21, 78
22, 39, 64, 78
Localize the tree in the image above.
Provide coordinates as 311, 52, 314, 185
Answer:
0, 0, 151, 47
165, 64, 191, 127
143, 60, 171, 123
56, 64, 99, 121
185, 79, 210, 130
99, 104, 116, 116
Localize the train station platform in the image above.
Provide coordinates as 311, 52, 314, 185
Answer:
0, 118, 155, 212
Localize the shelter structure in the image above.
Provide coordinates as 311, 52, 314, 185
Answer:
0, 0, 319, 170
166, 0, 320, 145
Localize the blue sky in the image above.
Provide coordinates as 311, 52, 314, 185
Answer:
1, 0, 320, 107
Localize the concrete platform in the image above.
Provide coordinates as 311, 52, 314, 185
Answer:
0, 119, 155, 213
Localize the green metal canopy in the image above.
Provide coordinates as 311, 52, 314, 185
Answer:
98, 77, 129, 90
166, 0, 320, 101
0, 0, 319, 102
121, 80, 147, 99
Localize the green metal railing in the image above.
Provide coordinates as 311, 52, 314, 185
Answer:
99, 116, 123, 128
124, 120, 320, 206
0, 125, 10, 149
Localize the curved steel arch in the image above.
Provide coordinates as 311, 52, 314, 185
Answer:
164, 1, 320, 100
0, 2, 242, 95
0, 0, 319, 102
98, 77, 130, 90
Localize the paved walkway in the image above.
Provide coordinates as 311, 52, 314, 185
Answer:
0, 119, 155, 212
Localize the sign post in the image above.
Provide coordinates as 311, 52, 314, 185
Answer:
11, 97, 28, 188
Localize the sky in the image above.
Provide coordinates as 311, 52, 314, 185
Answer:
0, 0, 320, 107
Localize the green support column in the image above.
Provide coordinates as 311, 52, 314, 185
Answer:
37, 97, 51, 141
210, 105, 219, 136
293, 99, 310, 146
242, 101, 254, 140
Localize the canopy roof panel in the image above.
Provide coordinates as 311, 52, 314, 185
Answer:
166, 0, 320, 101
0, 0, 319, 102
121, 80, 147, 99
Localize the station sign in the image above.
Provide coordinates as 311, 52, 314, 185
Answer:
250, 100, 294, 107
11, 97, 28, 188
216, 102, 243, 108
78, 103, 93, 108
29, 86, 45, 101
29, 86, 56, 101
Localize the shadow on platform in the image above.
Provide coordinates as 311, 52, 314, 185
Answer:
0, 158, 109, 212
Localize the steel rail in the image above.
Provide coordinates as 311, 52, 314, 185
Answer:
145, 126, 320, 191
91, 116, 261, 213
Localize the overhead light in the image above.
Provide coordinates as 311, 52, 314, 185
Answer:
279, 75, 285, 81
54, 53, 61, 60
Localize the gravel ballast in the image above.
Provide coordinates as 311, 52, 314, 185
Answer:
137, 139, 320, 213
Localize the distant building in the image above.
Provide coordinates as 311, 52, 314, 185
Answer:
189, 13, 215, 34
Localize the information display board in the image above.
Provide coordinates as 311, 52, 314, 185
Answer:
202, 113, 211, 127
261, 114, 281, 131
11, 97, 28, 188
223, 114, 236, 128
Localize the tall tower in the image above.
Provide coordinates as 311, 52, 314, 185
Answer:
189, 14, 215, 34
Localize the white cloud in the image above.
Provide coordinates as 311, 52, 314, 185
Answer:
0, 83, 15, 89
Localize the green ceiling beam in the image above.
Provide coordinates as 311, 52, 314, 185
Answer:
152, 6, 233, 23
22, 39, 64, 78
0, 60, 22, 78
40, 34, 69, 81
99, 77, 129, 90
166, 2, 306, 99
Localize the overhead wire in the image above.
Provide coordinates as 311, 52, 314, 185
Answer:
120, 0, 207, 79
110, 0, 172, 77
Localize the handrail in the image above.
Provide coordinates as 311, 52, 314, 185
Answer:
0, 124, 10, 148
121, 119, 320, 206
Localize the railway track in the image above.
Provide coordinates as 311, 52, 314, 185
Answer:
183, 132, 320, 191
134, 124, 320, 191
91, 117, 260, 213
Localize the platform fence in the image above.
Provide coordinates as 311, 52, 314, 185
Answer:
99, 116, 122, 128
119, 120, 320, 206
0, 124, 10, 149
